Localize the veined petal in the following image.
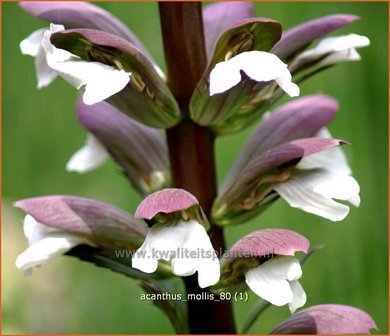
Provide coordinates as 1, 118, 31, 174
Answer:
15, 195, 147, 250
245, 256, 304, 307
202, 2, 254, 60
271, 15, 359, 61
76, 98, 170, 193
210, 51, 299, 97
66, 133, 109, 173
20, 1, 152, 59
271, 304, 378, 334
274, 169, 356, 221
289, 280, 307, 313
135, 188, 199, 220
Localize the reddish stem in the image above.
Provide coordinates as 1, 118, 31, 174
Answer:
159, 2, 236, 334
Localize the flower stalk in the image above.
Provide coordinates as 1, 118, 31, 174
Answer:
159, 2, 236, 333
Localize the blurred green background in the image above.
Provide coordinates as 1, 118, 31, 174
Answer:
2, 2, 388, 334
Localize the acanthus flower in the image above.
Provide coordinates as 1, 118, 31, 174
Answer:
132, 188, 220, 288
14, 195, 148, 276
219, 229, 309, 313
293, 33, 370, 68
21, 23, 131, 104
16, 214, 93, 276
274, 129, 360, 221
213, 95, 360, 225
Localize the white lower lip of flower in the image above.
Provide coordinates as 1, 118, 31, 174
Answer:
209, 51, 299, 97
46, 56, 131, 105
66, 133, 109, 173
273, 169, 359, 221
132, 220, 220, 288
319, 48, 361, 66
20, 27, 58, 89
23, 23, 131, 104
245, 256, 306, 313
295, 34, 370, 66
16, 215, 92, 276
273, 130, 360, 221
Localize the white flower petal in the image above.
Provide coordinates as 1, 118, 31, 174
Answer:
296, 34, 370, 65
246, 256, 303, 306
35, 46, 58, 88
320, 48, 361, 66
46, 57, 131, 104
182, 221, 220, 288
132, 222, 190, 274
298, 129, 352, 175
20, 28, 46, 57
314, 34, 370, 54
41, 24, 131, 104
246, 266, 293, 306
289, 280, 307, 313
275, 75, 300, 97
209, 51, 299, 97
197, 258, 220, 288
66, 134, 109, 173
23, 214, 58, 244
274, 169, 353, 221
209, 60, 242, 95
171, 257, 197, 277
348, 194, 361, 207
131, 244, 159, 274
313, 171, 360, 202
132, 220, 220, 287
20, 28, 58, 88
16, 234, 88, 275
